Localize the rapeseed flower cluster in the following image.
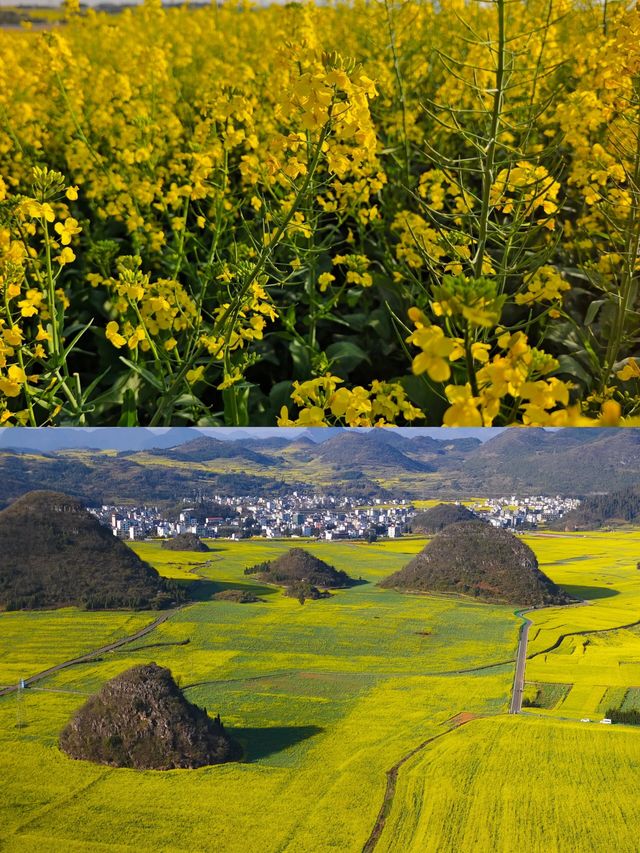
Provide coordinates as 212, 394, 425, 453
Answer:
1, 0, 640, 425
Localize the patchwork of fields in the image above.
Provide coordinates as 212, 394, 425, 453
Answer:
2, 533, 640, 851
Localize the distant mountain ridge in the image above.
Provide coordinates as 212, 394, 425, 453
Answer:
1, 429, 640, 503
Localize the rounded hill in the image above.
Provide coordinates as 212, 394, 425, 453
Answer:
244, 547, 354, 588
161, 532, 210, 552
0, 491, 182, 610
380, 522, 570, 605
59, 663, 241, 770
411, 503, 480, 534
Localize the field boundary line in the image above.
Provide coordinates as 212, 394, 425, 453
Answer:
361, 714, 478, 853
0, 607, 183, 697
527, 617, 640, 660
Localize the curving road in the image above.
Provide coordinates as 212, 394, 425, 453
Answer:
0, 608, 180, 698
509, 610, 533, 714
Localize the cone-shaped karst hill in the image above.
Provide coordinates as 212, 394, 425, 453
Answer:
59, 663, 241, 770
411, 503, 481, 534
246, 547, 354, 588
161, 532, 210, 552
380, 522, 571, 605
0, 491, 182, 610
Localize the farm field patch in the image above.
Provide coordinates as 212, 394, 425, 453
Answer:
378, 715, 640, 853
0, 610, 156, 687
2, 532, 640, 850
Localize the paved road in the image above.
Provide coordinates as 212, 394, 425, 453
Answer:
509, 610, 533, 714
0, 608, 180, 698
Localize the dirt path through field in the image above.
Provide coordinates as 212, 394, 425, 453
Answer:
0, 608, 181, 697
361, 713, 478, 853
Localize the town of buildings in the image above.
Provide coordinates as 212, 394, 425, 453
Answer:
89, 492, 581, 542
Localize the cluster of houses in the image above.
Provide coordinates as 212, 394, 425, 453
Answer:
472, 495, 580, 529
90, 494, 415, 541
89, 492, 581, 542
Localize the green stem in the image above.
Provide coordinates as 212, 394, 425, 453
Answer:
602, 86, 640, 393
41, 220, 81, 418
472, 0, 506, 279
3, 293, 37, 426
384, 0, 411, 186
464, 320, 479, 397
42, 218, 60, 358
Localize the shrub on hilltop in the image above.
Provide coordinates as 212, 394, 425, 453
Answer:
411, 503, 481, 534
161, 533, 210, 552
244, 548, 354, 588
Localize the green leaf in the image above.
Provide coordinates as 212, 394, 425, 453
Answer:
119, 357, 165, 392
326, 341, 370, 373
78, 367, 111, 405
584, 300, 606, 326
556, 354, 593, 387
117, 388, 139, 426
399, 374, 446, 424
289, 339, 312, 379
267, 381, 295, 420
62, 319, 94, 360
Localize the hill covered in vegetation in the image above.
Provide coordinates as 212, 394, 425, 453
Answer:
552, 488, 640, 530
380, 523, 570, 605
157, 437, 277, 467
59, 663, 240, 770
0, 492, 183, 611
161, 533, 210, 552
244, 548, 355, 589
411, 503, 480, 533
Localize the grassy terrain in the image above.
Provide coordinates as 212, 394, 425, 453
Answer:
378, 715, 640, 853
0, 610, 157, 687
2, 533, 640, 851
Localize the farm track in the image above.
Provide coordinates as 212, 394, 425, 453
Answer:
0, 608, 182, 697
183, 656, 519, 693
362, 600, 591, 850
509, 601, 589, 712
361, 714, 478, 853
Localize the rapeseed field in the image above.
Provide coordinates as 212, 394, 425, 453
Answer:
379, 715, 640, 853
0, 609, 156, 686
3, 533, 640, 851
2, 1, 640, 426
523, 531, 640, 720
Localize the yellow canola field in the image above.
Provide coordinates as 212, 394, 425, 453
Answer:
379, 715, 640, 853
523, 531, 640, 718
2, 533, 640, 850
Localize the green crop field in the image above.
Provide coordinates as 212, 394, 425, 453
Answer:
0, 610, 157, 687
2, 534, 640, 851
